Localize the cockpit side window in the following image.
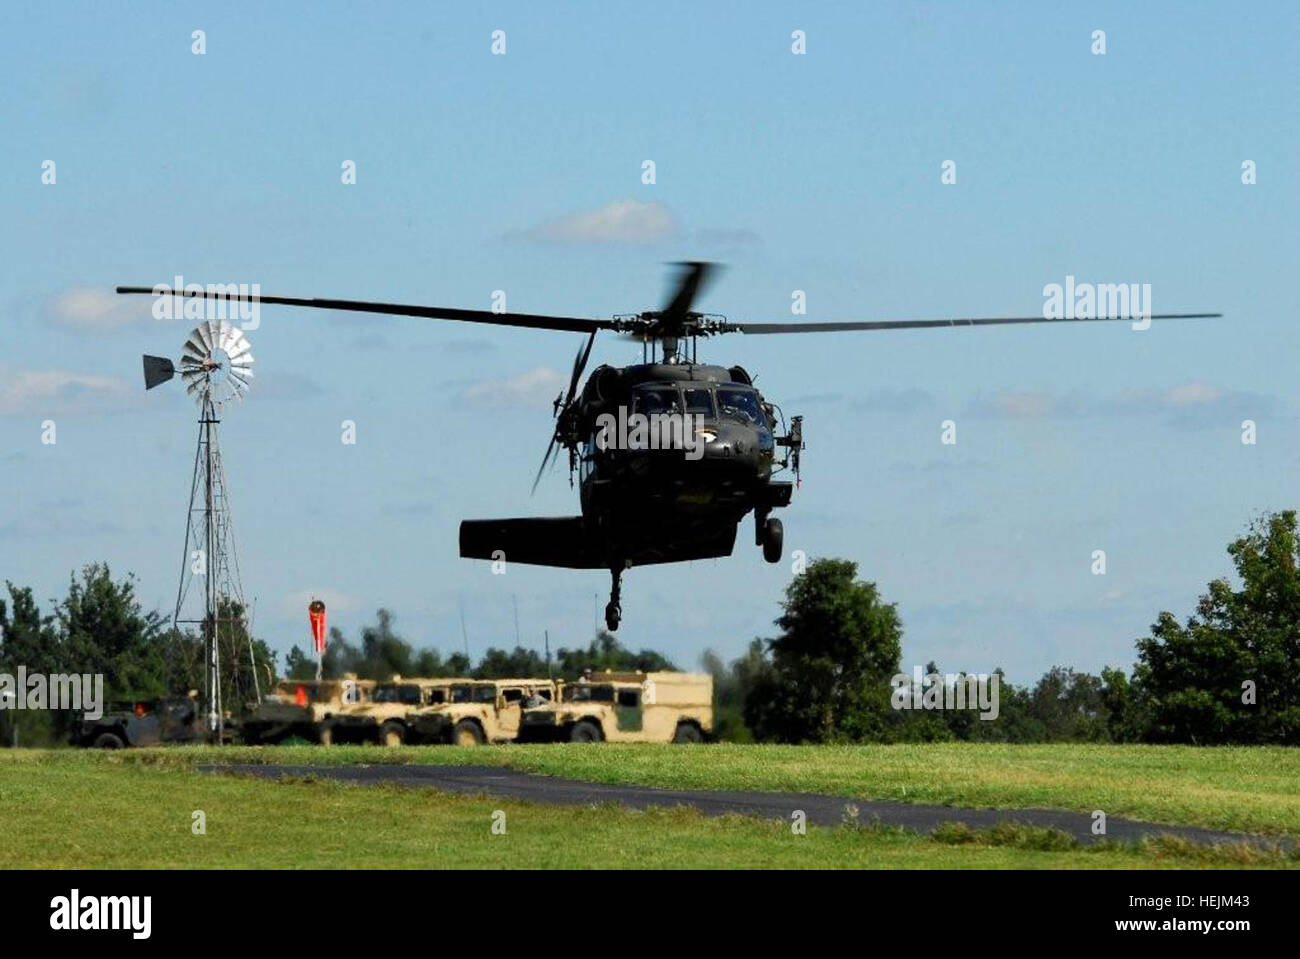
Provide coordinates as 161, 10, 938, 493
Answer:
717, 389, 764, 425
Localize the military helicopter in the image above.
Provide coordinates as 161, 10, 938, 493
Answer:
117, 264, 1217, 630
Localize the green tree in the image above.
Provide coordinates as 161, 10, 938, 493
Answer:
744, 558, 902, 743
1134, 511, 1300, 743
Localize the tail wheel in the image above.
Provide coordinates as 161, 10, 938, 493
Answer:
569, 720, 604, 743
453, 720, 485, 746
605, 602, 621, 631
762, 517, 783, 563
673, 723, 703, 744
380, 721, 405, 747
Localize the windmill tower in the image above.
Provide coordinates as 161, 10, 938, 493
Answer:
143, 320, 259, 741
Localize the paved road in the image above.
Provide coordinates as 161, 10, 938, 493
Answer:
200, 762, 1283, 849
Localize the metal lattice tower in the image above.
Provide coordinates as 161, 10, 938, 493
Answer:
145, 320, 260, 742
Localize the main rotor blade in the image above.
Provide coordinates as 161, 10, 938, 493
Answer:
116, 286, 615, 335
734, 313, 1221, 334
661, 261, 717, 319
568, 330, 597, 401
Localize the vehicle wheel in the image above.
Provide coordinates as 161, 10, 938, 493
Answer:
569, 720, 603, 743
762, 517, 783, 563
673, 723, 703, 744
605, 602, 621, 631
317, 726, 333, 746
380, 722, 405, 747
93, 731, 126, 749
452, 720, 484, 747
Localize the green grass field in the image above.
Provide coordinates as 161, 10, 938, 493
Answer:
1, 744, 1295, 869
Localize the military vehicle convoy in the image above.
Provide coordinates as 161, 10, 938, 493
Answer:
241, 677, 375, 745
74, 669, 713, 747
406, 678, 558, 745
330, 676, 460, 745
519, 671, 712, 743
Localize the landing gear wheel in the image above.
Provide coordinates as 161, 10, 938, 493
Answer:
605, 562, 625, 631
380, 721, 405, 747
570, 720, 604, 743
453, 720, 484, 746
317, 726, 334, 746
762, 517, 783, 563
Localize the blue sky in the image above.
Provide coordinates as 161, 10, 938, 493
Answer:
1, 2, 1296, 683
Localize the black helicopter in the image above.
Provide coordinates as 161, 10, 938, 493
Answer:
118, 264, 1217, 630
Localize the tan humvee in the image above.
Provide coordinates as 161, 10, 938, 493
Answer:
519, 671, 712, 743
330, 676, 461, 746
406, 678, 559, 746
241, 676, 376, 745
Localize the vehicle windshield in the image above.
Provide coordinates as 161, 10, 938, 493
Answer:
564, 684, 615, 703
717, 389, 764, 425
633, 388, 680, 416
683, 388, 714, 418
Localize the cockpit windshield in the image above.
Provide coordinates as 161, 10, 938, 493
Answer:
633, 388, 680, 416
683, 388, 714, 418
717, 389, 765, 425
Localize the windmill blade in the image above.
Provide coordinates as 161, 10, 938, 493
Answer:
733, 313, 1221, 334
183, 331, 208, 360
117, 286, 618, 334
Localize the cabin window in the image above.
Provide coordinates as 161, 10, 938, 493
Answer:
683, 389, 714, 417
616, 689, 640, 708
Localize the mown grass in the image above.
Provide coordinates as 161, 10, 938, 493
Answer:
28, 741, 1292, 840
0, 751, 1292, 869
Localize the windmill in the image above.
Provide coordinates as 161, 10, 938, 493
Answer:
143, 320, 260, 742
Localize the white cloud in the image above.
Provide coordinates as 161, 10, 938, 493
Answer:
47, 287, 146, 331
0, 367, 133, 415
464, 367, 566, 408
521, 199, 677, 244
1163, 381, 1218, 407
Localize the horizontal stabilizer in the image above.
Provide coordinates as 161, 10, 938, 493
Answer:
460, 517, 603, 569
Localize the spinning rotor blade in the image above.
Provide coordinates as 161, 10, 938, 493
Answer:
116, 286, 617, 334
733, 313, 1221, 334
661, 261, 717, 320
532, 330, 598, 495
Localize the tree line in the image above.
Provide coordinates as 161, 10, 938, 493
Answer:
4, 510, 1296, 746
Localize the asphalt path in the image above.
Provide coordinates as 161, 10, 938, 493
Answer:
199, 762, 1283, 849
